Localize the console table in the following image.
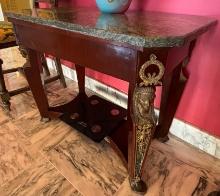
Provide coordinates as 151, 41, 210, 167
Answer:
6, 8, 217, 193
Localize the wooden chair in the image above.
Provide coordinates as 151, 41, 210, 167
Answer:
33, 0, 66, 89
0, 0, 66, 110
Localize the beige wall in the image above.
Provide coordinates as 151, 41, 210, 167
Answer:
0, 0, 33, 11
0, 0, 33, 21
0, 3, 4, 21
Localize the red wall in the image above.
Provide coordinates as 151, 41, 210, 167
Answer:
55, 1, 220, 137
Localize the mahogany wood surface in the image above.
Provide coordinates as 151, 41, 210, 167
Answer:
7, 8, 216, 193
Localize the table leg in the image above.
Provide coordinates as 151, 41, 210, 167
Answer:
155, 64, 184, 141
75, 64, 85, 95
128, 54, 165, 193
155, 40, 196, 141
24, 48, 50, 121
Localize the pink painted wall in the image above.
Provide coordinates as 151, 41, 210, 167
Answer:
52, 1, 220, 136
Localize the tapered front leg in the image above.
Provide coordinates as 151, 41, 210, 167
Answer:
130, 86, 157, 192
24, 48, 50, 121
129, 54, 165, 193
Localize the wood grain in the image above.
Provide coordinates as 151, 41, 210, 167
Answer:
0, 49, 220, 195
47, 131, 128, 196
0, 157, 82, 196
115, 142, 220, 196
0, 122, 33, 186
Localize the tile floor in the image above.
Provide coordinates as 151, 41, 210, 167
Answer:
0, 47, 220, 196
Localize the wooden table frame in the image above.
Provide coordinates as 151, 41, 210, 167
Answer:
9, 17, 198, 193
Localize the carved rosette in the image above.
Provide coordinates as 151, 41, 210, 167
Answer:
132, 54, 165, 185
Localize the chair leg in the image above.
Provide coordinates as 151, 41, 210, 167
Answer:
0, 59, 10, 110
41, 54, 51, 77
54, 57, 67, 88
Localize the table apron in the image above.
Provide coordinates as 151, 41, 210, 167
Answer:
13, 22, 138, 82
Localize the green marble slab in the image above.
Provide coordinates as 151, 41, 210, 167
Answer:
5, 7, 217, 48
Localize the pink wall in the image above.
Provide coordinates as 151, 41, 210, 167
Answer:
57, 0, 220, 137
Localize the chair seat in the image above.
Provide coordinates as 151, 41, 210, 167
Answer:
0, 22, 15, 45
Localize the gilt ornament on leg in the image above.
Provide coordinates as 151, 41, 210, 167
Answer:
131, 54, 165, 193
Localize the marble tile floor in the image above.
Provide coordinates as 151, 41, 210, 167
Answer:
0, 48, 220, 195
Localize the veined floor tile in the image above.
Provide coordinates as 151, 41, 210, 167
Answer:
12, 109, 72, 156
45, 79, 94, 108
46, 130, 127, 196
12, 109, 51, 134
150, 135, 220, 187
0, 47, 26, 71
144, 149, 218, 196
0, 109, 9, 124
4, 72, 27, 93
9, 92, 37, 119
115, 177, 218, 196
28, 120, 73, 155
115, 146, 219, 196
0, 122, 34, 186
0, 157, 82, 196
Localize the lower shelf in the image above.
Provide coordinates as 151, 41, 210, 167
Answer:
50, 94, 127, 142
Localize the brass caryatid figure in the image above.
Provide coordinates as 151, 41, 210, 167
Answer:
131, 54, 164, 192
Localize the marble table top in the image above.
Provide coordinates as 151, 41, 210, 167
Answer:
6, 7, 217, 48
